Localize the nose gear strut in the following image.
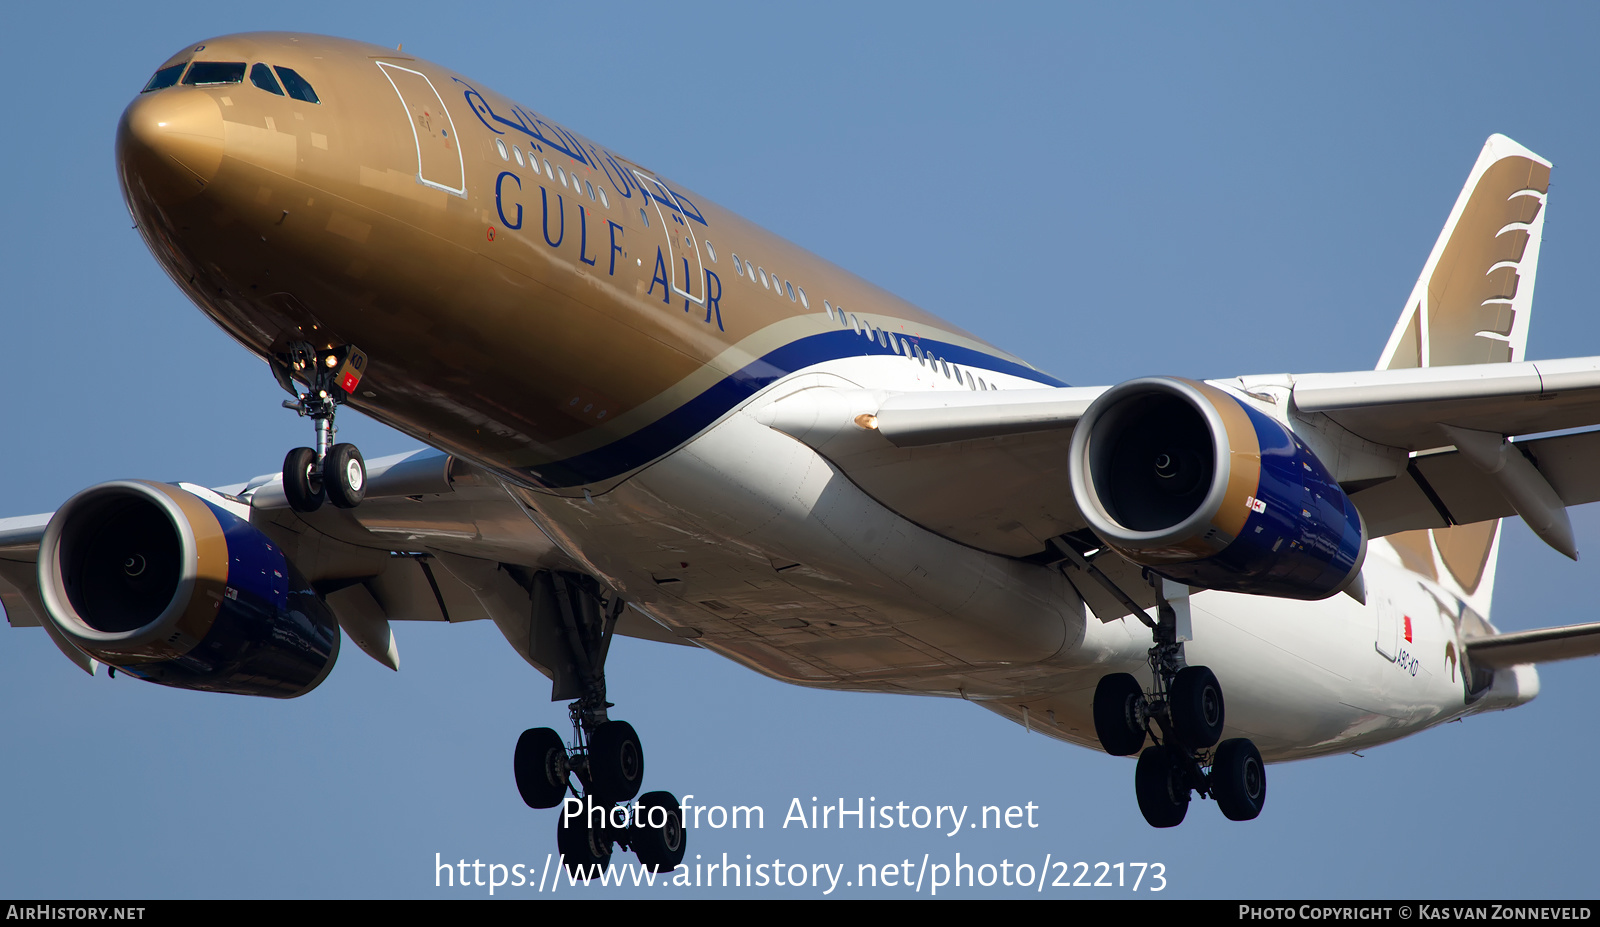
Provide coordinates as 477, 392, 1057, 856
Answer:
273, 342, 368, 513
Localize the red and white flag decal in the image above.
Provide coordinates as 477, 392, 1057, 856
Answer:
1403, 615, 1413, 643
337, 348, 368, 394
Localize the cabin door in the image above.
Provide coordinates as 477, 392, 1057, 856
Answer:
376, 61, 466, 196
633, 171, 706, 307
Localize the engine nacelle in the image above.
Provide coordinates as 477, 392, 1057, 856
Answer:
37, 481, 339, 697
1068, 377, 1366, 599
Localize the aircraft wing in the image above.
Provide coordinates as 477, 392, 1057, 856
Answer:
757, 363, 1600, 559
1290, 356, 1600, 450
757, 133, 1600, 583
0, 450, 692, 677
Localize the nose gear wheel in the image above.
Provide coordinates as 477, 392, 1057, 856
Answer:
273, 342, 368, 513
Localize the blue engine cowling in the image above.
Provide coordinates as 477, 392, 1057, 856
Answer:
36, 480, 339, 697
1068, 377, 1366, 599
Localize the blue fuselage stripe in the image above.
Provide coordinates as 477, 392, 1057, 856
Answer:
522, 329, 1067, 487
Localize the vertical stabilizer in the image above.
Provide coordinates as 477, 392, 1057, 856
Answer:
1377, 135, 1552, 620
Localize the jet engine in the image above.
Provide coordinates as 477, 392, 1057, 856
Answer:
1068, 377, 1366, 600
36, 480, 339, 697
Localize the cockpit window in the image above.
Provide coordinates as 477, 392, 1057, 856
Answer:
181, 62, 246, 86
273, 67, 320, 104
141, 63, 187, 93
250, 63, 284, 96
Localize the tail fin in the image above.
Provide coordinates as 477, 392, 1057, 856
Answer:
1376, 135, 1552, 620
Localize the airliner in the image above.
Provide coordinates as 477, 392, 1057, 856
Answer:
5, 31, 1600, 874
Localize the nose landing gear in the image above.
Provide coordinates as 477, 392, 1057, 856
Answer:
274, 343, 368, 513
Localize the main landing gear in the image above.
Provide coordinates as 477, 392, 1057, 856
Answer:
274, 343, 369, 513
511, 577, 686, 877
1092, 591, 1266, 827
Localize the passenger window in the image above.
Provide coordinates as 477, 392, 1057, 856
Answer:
273, 66, 320, 103
586, 180, 596, 201
558, 166, 569, 187
544, 158, 555, 179
249, 63, 283, 95
496, 139, 509, 160
785, 281, 796, 301
705, 241, 718, 262
142, 63, 187, 93
513, 147, 525, 167
798, 287, 809, 310
599, 187, 610, 208
639, 207, 650, 228
731, 253, 743, 276
758, 267, 770, 289
183, 62, 246, 86
823, 300, 833, 320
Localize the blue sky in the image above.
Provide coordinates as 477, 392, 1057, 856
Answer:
2, 1, 1599, 898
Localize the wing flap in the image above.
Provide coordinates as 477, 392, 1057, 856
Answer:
0, 559, 43, 628
1352, 429, 1600, 537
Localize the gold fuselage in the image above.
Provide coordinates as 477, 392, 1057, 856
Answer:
117, 32, 1051, 491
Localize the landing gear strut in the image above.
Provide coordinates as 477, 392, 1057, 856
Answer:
274, 342, 368, 513
511, 575, 686, 876
1090, 580, 1265, 827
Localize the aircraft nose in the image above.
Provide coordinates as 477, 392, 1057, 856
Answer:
116, 90, 225, 204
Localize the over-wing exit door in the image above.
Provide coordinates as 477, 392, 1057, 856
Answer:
376, 61, 466, 197
634, 171, 705, 306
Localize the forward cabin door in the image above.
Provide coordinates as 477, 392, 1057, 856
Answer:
376, 61, 466, 197
633, 171, 706, 307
